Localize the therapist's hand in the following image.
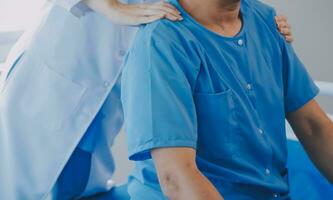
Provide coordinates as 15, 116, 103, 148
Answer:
83, 0, 182, 25
275, 15, 294, 43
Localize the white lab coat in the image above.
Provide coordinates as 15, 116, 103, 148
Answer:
0, 0, 146, 199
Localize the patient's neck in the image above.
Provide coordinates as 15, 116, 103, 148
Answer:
179, 0, 242, 37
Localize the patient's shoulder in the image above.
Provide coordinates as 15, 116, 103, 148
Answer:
247, 0, 277, 17
131, 19, 202, 65
128, 19, 202, 75
245, 0, 283, 44
134, 19, 197, 51
247, 0, 278, 28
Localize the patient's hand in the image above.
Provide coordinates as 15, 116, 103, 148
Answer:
275, 15, 293, 42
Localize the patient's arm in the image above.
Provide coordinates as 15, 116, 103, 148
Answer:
287, 100, 333, 183
152, 147, 224, 200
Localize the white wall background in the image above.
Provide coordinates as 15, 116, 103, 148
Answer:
0, 0, 45, 62
0, 0, 45, 32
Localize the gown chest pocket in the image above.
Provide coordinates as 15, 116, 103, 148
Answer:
20, 62, 86, 132
194, 89, 240, 161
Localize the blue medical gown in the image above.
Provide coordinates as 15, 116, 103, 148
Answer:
121, 0, 319, 199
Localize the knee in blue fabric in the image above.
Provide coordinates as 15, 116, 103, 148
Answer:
287, 140, 333, 199
56, 148, 92, 200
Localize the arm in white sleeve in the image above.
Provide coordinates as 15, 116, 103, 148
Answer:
47, 0, 182, 25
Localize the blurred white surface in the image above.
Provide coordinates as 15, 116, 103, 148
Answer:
0, 0, 45, 32
112, 129, 134, 184
0, 0, 46, 62
316, 81, 333, 97
0, 31, 22, 62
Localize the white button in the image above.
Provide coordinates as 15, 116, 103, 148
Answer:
273, 193, 279, 198
104, 81, 110, 88
106, 179, 115, 189
77, 114, 86, 123
238, 39, 244, 46
246, 83, 252, 90
265, 168, 271, 175
119, 50, 126, 57
258, 128, 264, 135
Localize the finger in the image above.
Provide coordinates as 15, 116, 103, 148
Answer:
280, 27, 291, 35
164, 13, 182, 21
277, 24, 292, 37
140, 3, 183, 22
123, 4, 158, 15
135, 7, 166, 16
133, 8, 182, 22
152, 2, 182, 18
158, 2, 181, 14
281, 23, 291, 30
277, 21, 288, 29
275, 15, 287, 22
276, 17, 289, 26
279, 27, 291, 36
130, 3, 181, 20
285, 35, 294, 43
156, 8, 182, 19
135, 13, 166, 25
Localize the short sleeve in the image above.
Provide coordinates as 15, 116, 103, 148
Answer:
121, 27, 199, 161
282, 41, 319, 113
47, 0, 91, 18
251, 1, 319, 112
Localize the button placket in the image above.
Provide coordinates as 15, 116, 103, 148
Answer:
119, 50, 126, 57
238, 39, 244, 46
103, 81, 110, 88
258, 128, 264, 135
246, 83, 252, 91
106, 179, 114, 189
265, 168, 271, 176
